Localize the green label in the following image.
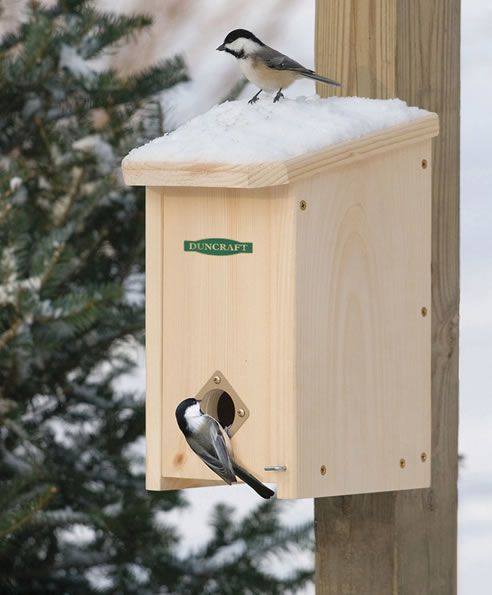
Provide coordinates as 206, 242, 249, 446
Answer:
184, 238, 253, 256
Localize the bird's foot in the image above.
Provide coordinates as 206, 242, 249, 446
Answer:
248, 90, 262, 105
273, 90, 284, 103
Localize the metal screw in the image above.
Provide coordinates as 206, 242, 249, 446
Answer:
320, 465, 327, 476
400, 458, 406, 469
213, 375, 221, 384
237, 408, 245, 417
421, 452, 428, 463
421, 306, 428, 317
421, 159, 428, 169
299, 200, 307, 211
264, 465, 287, 472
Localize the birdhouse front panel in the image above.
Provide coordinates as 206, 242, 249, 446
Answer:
144, 184, 299, 498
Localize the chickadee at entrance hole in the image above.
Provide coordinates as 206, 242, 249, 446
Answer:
201, 389, 235, 429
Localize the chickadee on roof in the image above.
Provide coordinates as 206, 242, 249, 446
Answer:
217, 28, 341, 104
176, 397, 274, 499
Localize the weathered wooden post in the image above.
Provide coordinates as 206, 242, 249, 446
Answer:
314, 1, 460, 593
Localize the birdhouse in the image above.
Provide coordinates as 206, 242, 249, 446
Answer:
122, 98, 439, 500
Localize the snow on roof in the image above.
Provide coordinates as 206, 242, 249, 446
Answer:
124, 96, 432, 166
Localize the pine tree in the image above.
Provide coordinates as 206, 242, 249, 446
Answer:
0, 1, 313, 593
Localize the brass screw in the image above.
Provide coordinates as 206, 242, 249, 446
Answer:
421, 452, 428, 463
320, 465, 327, 476
299, 200, 307, 211
400, 458, 406, 469
213, 375, 221, 384
421, 306, 428, 317
421, 159, 428, 169
237, 408, 245, 417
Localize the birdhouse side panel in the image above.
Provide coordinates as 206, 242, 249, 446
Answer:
294, 140, 432, 498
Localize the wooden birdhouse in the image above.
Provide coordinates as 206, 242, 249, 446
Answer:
122, 99, 439, 500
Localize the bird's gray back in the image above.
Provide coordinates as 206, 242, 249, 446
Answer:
186, 414, 236, 484
259, 45, 310, 73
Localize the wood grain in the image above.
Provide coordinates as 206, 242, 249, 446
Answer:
395, 2, 460, 592
294, 140, 432, 499
143, 136, 436, 500
315, 0, 396, 98
155, 185, 299, 498
314, 0, 460, 593
121, 116, 438, 189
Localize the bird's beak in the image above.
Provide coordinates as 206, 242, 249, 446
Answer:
216, 43, 226, 52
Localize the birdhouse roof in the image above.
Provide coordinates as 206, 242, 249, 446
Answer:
122, 97, 438, 188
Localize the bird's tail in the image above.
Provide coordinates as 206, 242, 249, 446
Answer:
300, 70, 341, 87
233, 463, 275, 499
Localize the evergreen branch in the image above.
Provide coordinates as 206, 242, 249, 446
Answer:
69, 226, 111, 273
0, 178, 22, 224
52, 551, 113, 570
33, 508, 92, 526
0, 485, 58, 539
61, 382, 116, 410
0, 317, 22, 351
87, 56, 188, 109
15, 7, 56, 75
0, 397, 17, 417
34, 115, 56, 165
184, 502, 313, 593
80, 12, 153, 59
0, 199, 12, 226
0, 31, 21, 53
54, 166, 84, 227
0, 469, 40, 509
3, 417, 32, 442
39, 243, 66, 288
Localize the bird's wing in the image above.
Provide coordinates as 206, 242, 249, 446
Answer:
260, 46, 312, 74
260, 46, 341, 87
186, 415, 236, 484
209, 420, 236, 477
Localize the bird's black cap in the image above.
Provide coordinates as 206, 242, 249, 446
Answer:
220, 29, 265, 47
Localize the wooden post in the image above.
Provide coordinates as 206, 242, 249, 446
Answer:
314, 1, 460, 594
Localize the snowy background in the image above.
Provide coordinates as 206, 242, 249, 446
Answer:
458, 1, 492, 592
112, 1, 492, 593
2, 0, 490, 593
